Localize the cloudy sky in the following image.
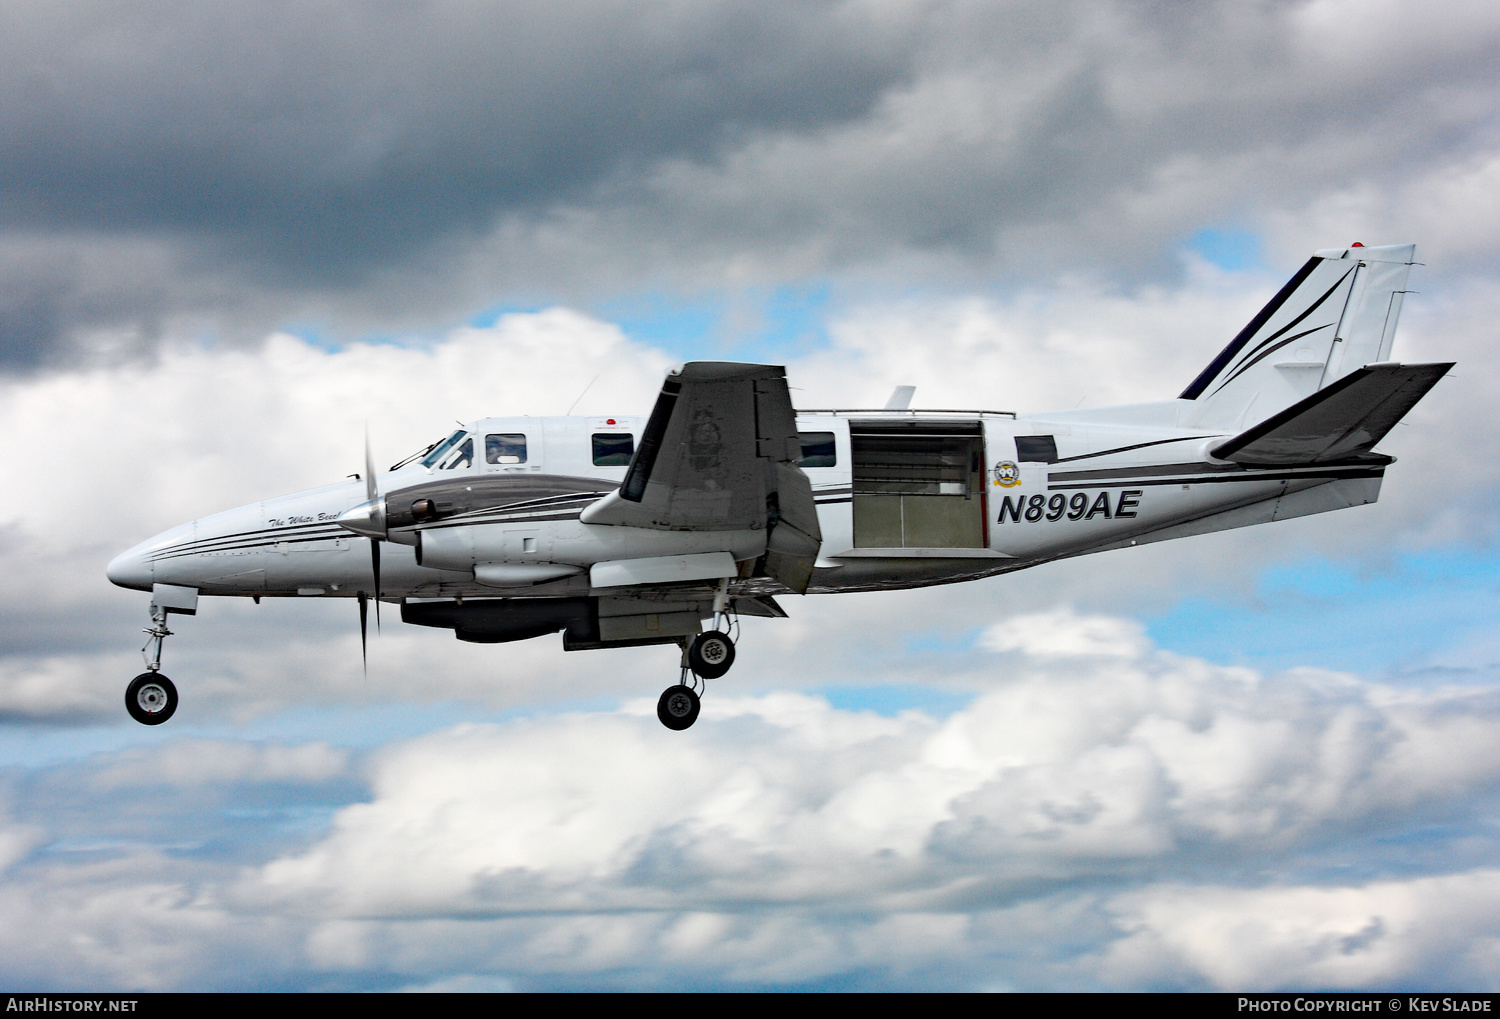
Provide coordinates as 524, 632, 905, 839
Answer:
2, 0, 1499, 991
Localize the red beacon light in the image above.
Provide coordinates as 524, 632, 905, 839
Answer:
606, 418, 616, 425
1351, 242, 1364, 247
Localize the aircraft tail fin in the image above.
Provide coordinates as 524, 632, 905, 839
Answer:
1181, 243, 1417, 429
1211, 361, 1451, 465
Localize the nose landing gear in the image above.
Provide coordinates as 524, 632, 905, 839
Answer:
127, 602, 180, 725
126, 672, 178, 725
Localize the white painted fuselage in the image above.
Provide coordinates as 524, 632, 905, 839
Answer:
106, 403, 1386, 603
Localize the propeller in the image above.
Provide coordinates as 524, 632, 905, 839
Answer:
338, 428, 390, 674
364, 428, 382, 634
358, 591, 369, 674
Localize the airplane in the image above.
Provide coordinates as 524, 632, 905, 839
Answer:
107, 242, 1451, 730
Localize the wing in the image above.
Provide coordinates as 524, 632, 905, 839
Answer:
581, 361, 823, 592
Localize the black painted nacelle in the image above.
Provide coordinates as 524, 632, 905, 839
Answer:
401, 598, 597, 644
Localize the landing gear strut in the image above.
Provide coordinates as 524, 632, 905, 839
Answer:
128, 604, 179, 725
656, 580, 738, 730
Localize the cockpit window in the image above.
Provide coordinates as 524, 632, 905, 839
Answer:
421, 430, 467, 469
436, 437, 473, 470
486, 433, 527, 464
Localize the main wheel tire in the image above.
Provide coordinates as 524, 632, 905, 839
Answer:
657, 685, 701, 730
687, 630, 735, 679
126, 673, 178, 725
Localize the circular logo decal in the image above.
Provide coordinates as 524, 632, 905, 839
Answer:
993, 461, 1021, 487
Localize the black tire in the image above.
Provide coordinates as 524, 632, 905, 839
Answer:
125, 673, 178, 725
687, 630, 735, 679
657, 685, 700, 730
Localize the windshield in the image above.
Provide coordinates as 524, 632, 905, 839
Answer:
420, 430, 467, 469
436, 437, 473, 470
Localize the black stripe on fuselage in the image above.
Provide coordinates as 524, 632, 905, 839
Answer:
158, 522, 345, 550
1047, 462, 1385, 491
434, 494, 608, 525
451, 491, 612, 513
149, 524, 348, 559
151, 530, 354, 561
406, 508, 592, 531
1052, 461, 1254, 483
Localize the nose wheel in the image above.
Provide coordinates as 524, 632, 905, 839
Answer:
126, 673, 178, 725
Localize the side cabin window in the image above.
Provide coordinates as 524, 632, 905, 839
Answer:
486, 433, 527, 465
797, 431, 837, 468
1014, 435, 1058, 463
436, 436, 473, 470
592, 432, 634, 466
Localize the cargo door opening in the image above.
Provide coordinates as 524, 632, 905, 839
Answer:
851, 427, 986, 548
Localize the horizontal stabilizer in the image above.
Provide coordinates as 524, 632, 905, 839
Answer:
1211, 362, 1452, 465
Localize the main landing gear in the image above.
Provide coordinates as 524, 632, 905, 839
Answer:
656, 582, 738, 731
128, 604, 179, 725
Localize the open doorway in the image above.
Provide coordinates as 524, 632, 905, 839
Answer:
850, 425, 986, 548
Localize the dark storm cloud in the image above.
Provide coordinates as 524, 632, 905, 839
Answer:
604, 0, 1500, 278
0, 240, 178, 369
0, 0, 909, 271
0, 267, 67, 371
0, 0, 1498, 369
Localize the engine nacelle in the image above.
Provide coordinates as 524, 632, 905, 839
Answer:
401, 598, 597, 644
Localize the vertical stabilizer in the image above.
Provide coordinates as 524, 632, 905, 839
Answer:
1181, 244, 1416, 430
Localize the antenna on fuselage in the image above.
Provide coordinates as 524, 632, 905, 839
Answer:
566, 374, 600, 416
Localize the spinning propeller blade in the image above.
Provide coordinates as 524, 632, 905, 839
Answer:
357, 591, 368, 675
364, 428, 382, 630
370, 537, 381, 631
364, 428, 378, 505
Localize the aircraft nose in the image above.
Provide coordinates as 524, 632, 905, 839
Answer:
106, 543, 154, 591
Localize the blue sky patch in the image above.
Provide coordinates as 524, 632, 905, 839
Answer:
1146, 544, 1500, 679
819, 683, 973, 718
466, 300, 555, 329
1187, 227, 1265, 272
597, 283, 834, 362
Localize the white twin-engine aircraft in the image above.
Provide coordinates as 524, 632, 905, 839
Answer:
108, 243, 1450, 730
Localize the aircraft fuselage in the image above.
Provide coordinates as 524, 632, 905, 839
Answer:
107, 406, 1388, 603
